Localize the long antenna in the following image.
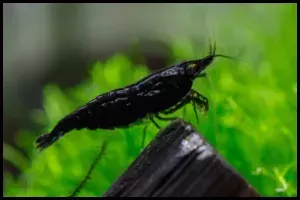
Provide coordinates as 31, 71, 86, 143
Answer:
214, 54, 237, 61
209, 39, 236, 61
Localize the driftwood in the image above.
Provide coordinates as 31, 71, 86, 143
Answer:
103, 119, 260, 197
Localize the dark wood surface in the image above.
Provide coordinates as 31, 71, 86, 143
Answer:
103, 119, 260, 197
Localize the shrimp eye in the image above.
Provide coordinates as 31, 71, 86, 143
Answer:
186, 63, 198, 75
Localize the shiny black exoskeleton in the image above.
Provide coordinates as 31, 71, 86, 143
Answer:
35, 41, 234, 151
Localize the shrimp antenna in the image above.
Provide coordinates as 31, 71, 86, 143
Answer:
207, 38, 237, 61
214, 54, 237, 60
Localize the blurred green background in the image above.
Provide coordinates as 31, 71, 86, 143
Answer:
3, 3, 297, 197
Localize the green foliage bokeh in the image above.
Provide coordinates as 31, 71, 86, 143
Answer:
3, 4, 296, 197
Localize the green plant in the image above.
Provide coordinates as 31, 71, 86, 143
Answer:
3, 4, 296, 197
